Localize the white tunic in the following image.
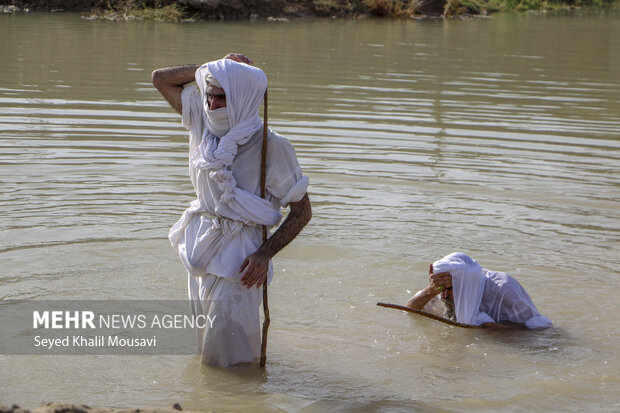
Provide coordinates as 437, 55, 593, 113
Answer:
169, 84, 309, 283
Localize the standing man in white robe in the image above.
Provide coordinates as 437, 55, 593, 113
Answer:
152, 53, 311, 366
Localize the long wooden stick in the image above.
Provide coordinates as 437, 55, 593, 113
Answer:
259, 89, 270, 368
377, 302, 482, 328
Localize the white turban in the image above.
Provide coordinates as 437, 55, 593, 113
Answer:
205, 71, 221, 88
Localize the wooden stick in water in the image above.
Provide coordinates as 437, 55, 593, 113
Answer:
377, 302, 482, 328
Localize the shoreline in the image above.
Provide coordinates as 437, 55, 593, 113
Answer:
0, 403, 204, 413
1, 0, 618, 21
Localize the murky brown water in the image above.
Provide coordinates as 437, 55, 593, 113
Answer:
1, 10, 619, 412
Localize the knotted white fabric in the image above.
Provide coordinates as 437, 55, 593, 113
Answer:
432, 252, 552, 329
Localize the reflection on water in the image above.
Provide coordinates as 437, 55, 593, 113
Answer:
1, 11, 619, 412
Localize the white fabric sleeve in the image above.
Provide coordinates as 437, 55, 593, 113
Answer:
265, 133, 309, 207
280, 176, 309, 207
181, 84, 200, 129
180, 84, 206, 153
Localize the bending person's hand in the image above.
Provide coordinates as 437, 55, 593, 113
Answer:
224, 53, 254, 65
240, 250, 269, 289
428, 271, 452, 293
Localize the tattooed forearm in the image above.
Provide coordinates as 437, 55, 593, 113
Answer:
257, 193, 311, 259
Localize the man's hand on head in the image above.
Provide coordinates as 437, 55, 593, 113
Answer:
224, 53, 254, 65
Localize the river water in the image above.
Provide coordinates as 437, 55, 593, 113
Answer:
1, 10, 619, 412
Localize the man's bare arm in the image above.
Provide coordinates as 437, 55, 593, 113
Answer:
405, 286, 439, 310
257, 194, 312, 259
240, 194, 312, 288
151, 64, 200, 115
151, 54, 254, 115
405, 266, 452, 309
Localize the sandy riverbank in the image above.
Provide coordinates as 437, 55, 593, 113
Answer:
0, 403, 207, 413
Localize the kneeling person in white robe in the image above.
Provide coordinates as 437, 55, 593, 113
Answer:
152, 54, 312, 366
405, 252, 552, 329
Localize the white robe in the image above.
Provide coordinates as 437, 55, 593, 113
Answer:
170, 61, 309, 366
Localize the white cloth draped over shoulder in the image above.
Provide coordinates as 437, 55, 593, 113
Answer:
431, 252, 552, 329
169, 59, 309, 283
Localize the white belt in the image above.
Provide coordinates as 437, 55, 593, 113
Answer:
198, 211, 258, 238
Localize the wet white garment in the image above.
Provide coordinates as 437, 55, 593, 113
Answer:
478, 270, 552, 329
430, 252, 552, 329
188, 273, 261, 366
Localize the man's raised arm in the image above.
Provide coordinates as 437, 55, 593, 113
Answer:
151, 54, 254, 115
151, 64, 200, 115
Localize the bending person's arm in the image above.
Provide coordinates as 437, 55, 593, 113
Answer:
405, 266, 451, 310
405, 286, 439, 310
240, 194, 312, 288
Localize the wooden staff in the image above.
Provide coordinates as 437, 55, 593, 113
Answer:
377, 302, 482, 328
259, 89, 270, 368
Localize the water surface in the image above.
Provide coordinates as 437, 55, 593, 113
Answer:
0, 11, 619, 412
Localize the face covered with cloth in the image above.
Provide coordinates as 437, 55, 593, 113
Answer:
431, 252, 553, 329
189, 59, 281, 216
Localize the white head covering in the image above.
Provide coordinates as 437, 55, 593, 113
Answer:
205, 71, 221, 88
183, 59, 281, 232
191, 59, 268, 205
432, 252, 487, 325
